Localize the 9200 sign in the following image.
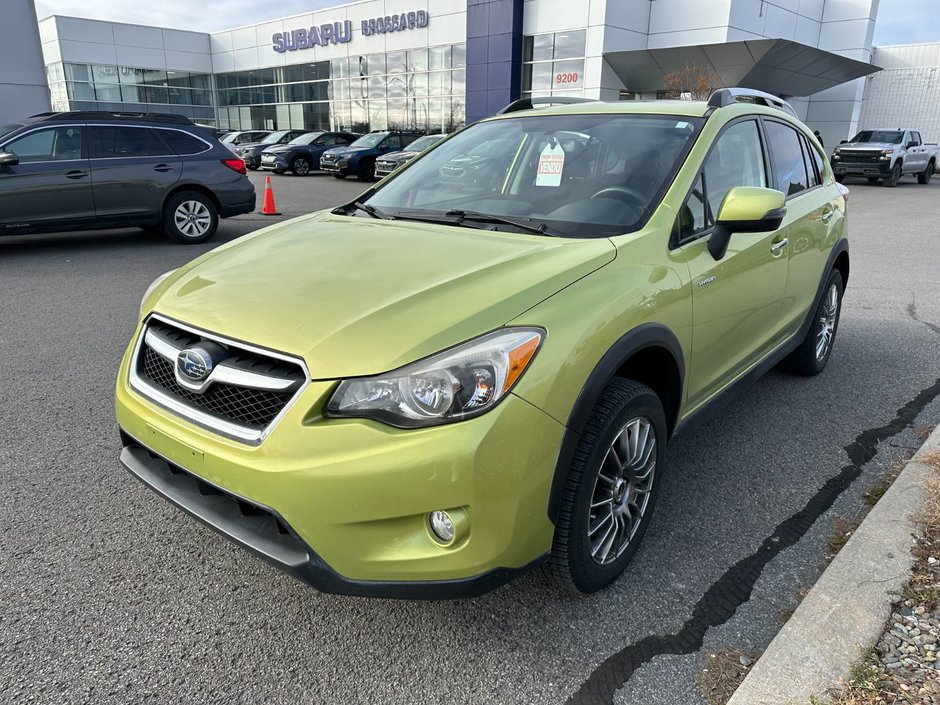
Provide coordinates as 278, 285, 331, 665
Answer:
555, 72, 579, 85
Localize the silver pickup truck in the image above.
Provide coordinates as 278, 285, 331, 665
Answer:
831, 129, 938, 186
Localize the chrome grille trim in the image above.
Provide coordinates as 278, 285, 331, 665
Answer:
128, 313, 311, 445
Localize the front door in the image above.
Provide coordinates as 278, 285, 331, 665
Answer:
0, 125, 95, 234
677, 119, 790, 412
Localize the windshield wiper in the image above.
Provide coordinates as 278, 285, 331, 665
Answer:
445, 209, 558, 236
342, 201, 390, 219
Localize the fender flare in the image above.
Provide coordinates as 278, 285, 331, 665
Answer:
545, 323, 685, 523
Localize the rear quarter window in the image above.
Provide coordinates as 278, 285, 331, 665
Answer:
158, 129, 210, 156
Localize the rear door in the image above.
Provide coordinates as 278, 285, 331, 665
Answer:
906, 131, 926, 173
0, 125, 95, 233
88, 125, 182, 223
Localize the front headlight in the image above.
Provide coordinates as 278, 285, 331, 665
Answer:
326, 328, 544, 428
139, 269, 176, 318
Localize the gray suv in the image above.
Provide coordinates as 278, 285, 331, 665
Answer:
0, 111, 256, 244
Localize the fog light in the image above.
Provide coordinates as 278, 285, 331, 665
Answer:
429, 511, 454, 542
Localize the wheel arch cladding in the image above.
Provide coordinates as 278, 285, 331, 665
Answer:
834, 249, 849, 289
163, 184, 221, 214
546, 323, 685, 523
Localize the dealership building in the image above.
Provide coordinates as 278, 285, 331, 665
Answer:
16, 0, 940, 147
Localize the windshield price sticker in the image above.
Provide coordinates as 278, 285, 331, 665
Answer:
536, 142, 566, 187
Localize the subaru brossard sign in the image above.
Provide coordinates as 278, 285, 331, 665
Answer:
272, 10, 430, 53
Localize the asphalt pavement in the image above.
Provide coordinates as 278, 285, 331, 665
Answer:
1, 170, 939, 705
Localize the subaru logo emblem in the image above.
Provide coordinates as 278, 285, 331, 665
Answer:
177, 346, 213, 382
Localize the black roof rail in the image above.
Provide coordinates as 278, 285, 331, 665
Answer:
27, 111, 194, 125
496, 96, 598, 115
706, 88, 798, 118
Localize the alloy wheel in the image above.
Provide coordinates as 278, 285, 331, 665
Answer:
815, 283, 839, 361
173, 200, 212, 239
587, 417, 657, 565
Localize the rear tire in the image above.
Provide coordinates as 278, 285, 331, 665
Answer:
779, 269, 843, 377
291, 156, 311, 176
546, 379, 666, 594
918, 159, 934, 184
246, 164, 258, 171
163, 191, 218, 245
884, 161, 902, 187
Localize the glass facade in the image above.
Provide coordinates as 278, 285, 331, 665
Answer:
45, 62, 216, 123
521, 30, 586, 98
215, 43, 466, 133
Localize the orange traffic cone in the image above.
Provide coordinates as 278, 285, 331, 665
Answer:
261, 175, 281, 215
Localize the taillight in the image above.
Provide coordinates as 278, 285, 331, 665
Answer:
221, 158, 247, 175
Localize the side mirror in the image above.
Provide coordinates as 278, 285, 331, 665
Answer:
907, 141, 917, 149
708, 186, 787, 260
840, 139, 848, 144
0, 152, 19, 167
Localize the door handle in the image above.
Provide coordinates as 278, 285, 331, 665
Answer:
820, 205, 834, 223
153, 164, 174, 172
65, 170, 87, 179
770, 238, 788, 255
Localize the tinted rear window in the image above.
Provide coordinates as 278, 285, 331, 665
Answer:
90, 126, 169, 158
158, 129, 210, 155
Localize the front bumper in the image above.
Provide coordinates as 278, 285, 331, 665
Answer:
115, 332, 563, 597
241, 154, 261, 168
259, 154, 288, 171
319, 160, 349, 175
831, 159, 892, 177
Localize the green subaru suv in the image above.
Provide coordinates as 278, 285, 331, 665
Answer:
116, 88, 848, 598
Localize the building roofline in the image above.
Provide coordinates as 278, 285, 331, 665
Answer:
38, 14, 207, 36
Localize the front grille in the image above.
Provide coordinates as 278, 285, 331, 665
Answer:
131, 316, 307, 442
840, 151, 882, 163
142, 349, 294, 429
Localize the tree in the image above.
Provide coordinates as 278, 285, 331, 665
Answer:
662, 63, 723, 101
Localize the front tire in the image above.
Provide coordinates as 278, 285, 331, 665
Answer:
918, 160, 934, 184
884, 161, 902, 187
332, 173, 346, 180
546, 379, 666, 594
357, 159, 375, 182
163, 191, 218, 245
780, 269, 843, 376
291, 156, 311, 176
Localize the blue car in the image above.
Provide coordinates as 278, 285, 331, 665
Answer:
319, 130, 424, 181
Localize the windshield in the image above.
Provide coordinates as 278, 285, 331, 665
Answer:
261, 131, 290, 144
350, 133, 388, 149
0, 123, 24, 141
290, 131, 324, 145
407, 134, 445, 152
850, 130, 903, 144
364, 114, 703, 238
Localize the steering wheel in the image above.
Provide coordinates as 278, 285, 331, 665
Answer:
590, 186, 647, 210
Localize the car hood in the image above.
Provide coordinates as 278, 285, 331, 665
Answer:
324, 146, 370, 157
262, 145, 295, 154
380, 150, 418, 162
151, 212, 616, 378
238, 142, 272, 151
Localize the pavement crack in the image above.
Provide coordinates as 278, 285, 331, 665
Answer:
566, 376, 940, 705
907, 297, 940, 335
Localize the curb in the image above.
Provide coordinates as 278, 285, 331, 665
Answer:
727, 423, 940, 705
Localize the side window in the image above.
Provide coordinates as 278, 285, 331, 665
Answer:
402, 134, 420, 147
3, 127, 83, 162
765, 121, 809, 196
677, 120, 766, 240
806, 134, 825, 184
799, 133, 821, 188
911, 131, 921, 146
90, 127, 169, 158
384, 135, 404, 150
158, 129, 209, 156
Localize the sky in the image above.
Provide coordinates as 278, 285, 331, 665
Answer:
32, 0, 940, 44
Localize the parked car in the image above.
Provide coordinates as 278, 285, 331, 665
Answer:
319, 130, 425, 181
220, 130, 272, 149
234, 129, 312, 170
374, 133, 446, 177
260, 131, 360, 175
831, 128, 938, 186
0, 111, 255, 244
118, 89, 849, 598
439, 135, 535, 190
